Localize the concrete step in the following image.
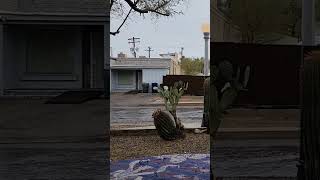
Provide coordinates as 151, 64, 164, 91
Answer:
111, 127, 299, 139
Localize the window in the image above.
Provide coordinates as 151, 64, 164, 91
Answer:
118, 71, 133, 85
27, 30, 76, 74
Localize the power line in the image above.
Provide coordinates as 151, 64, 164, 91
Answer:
128, 37, 140, 58
145, 46, 154, 58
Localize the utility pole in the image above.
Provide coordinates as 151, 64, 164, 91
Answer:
145, 46, 154, 58
181, 47, 184, 57
128, 37, 140, 58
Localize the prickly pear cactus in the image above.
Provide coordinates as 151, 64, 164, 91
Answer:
209, 78, 222, 137
219, 87, 238, 112
154, 81, 188, 140
218, 60, 234, 82
202, 77, 210, 128
202, 60, 243, 136
158, 81, 188, 129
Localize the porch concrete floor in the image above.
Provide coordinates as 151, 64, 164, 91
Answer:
0, 98, 109, 179
0, 98, 108, 143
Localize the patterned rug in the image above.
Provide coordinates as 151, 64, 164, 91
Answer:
110, 154, 210, 179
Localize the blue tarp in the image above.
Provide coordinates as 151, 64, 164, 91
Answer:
110, 154, 210, 179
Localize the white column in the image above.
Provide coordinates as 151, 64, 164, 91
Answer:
302, 0, 315, 45
204, 32, 210, 76
0, 24, 4, 95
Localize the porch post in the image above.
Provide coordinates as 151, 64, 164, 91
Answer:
299, 0, 316, 179
104, 21, 110, 99
302, 0, 315, 46
0, 23, 4, 96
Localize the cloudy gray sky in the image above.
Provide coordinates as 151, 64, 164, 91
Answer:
110, 0, 210, 58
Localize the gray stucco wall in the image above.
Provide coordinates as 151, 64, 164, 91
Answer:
0, 1, 18, 12
31, 0, 107, 14
3, 25, 83, 89
0, 0, 107, 14
91, 31, 105, 88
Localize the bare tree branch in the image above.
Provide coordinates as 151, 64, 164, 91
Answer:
124, 0, 170, 16
110, 7, 133, 35
110, 0, 185, 35
110, 0, 114, 9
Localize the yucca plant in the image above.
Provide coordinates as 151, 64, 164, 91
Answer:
152, 81, 188, 140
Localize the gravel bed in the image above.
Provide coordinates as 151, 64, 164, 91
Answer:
110, 133, 209, 161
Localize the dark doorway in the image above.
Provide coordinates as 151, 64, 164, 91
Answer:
82, 30, 91, 89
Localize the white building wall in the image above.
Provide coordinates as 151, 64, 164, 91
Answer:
142, 68, 168, 85
111, 69, 136, 92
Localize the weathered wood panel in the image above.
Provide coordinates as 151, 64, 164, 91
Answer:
301, 47, 320, 179
163, 75, 209, 96
211, 42, 301, 106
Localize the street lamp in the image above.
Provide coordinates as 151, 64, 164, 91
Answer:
202, 23, 210, 76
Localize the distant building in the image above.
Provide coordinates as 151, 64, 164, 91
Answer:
159, 52, 182, 75
0, 0, 109, 96
110, 53, 171, 92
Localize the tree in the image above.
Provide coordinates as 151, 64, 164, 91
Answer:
226, 0, 301, 43
181, 57, 204, 75
110, 0, 187, 35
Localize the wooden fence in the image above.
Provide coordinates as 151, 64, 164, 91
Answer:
162, 75, 209, 96
211, 42, 301, 106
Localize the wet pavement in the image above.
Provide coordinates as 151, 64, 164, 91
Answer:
111, 106, 203, 128
110, 93, 300, 130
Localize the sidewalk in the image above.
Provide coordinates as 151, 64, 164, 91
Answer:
111, 93, 204, 107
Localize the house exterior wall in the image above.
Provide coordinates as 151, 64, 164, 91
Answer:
0, 0, 109, 96
110, 57, 170, 92
111, 70, 137, 92
142, 69, 168, 85
315, 23, 320, 45
211, 0, 241, 42
159, 52, 181, 75
3, 25, 83, 90
91, 31, 104, 88
0, 0, 106, 14
0, 1, 18, 11
169, 58, 181, 75
110, 68, 168, 92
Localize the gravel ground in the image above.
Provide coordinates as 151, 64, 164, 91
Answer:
110, 133, 210, 161
111, 134, 298, 177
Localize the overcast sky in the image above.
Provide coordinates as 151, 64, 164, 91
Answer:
110, 0, 210, 58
